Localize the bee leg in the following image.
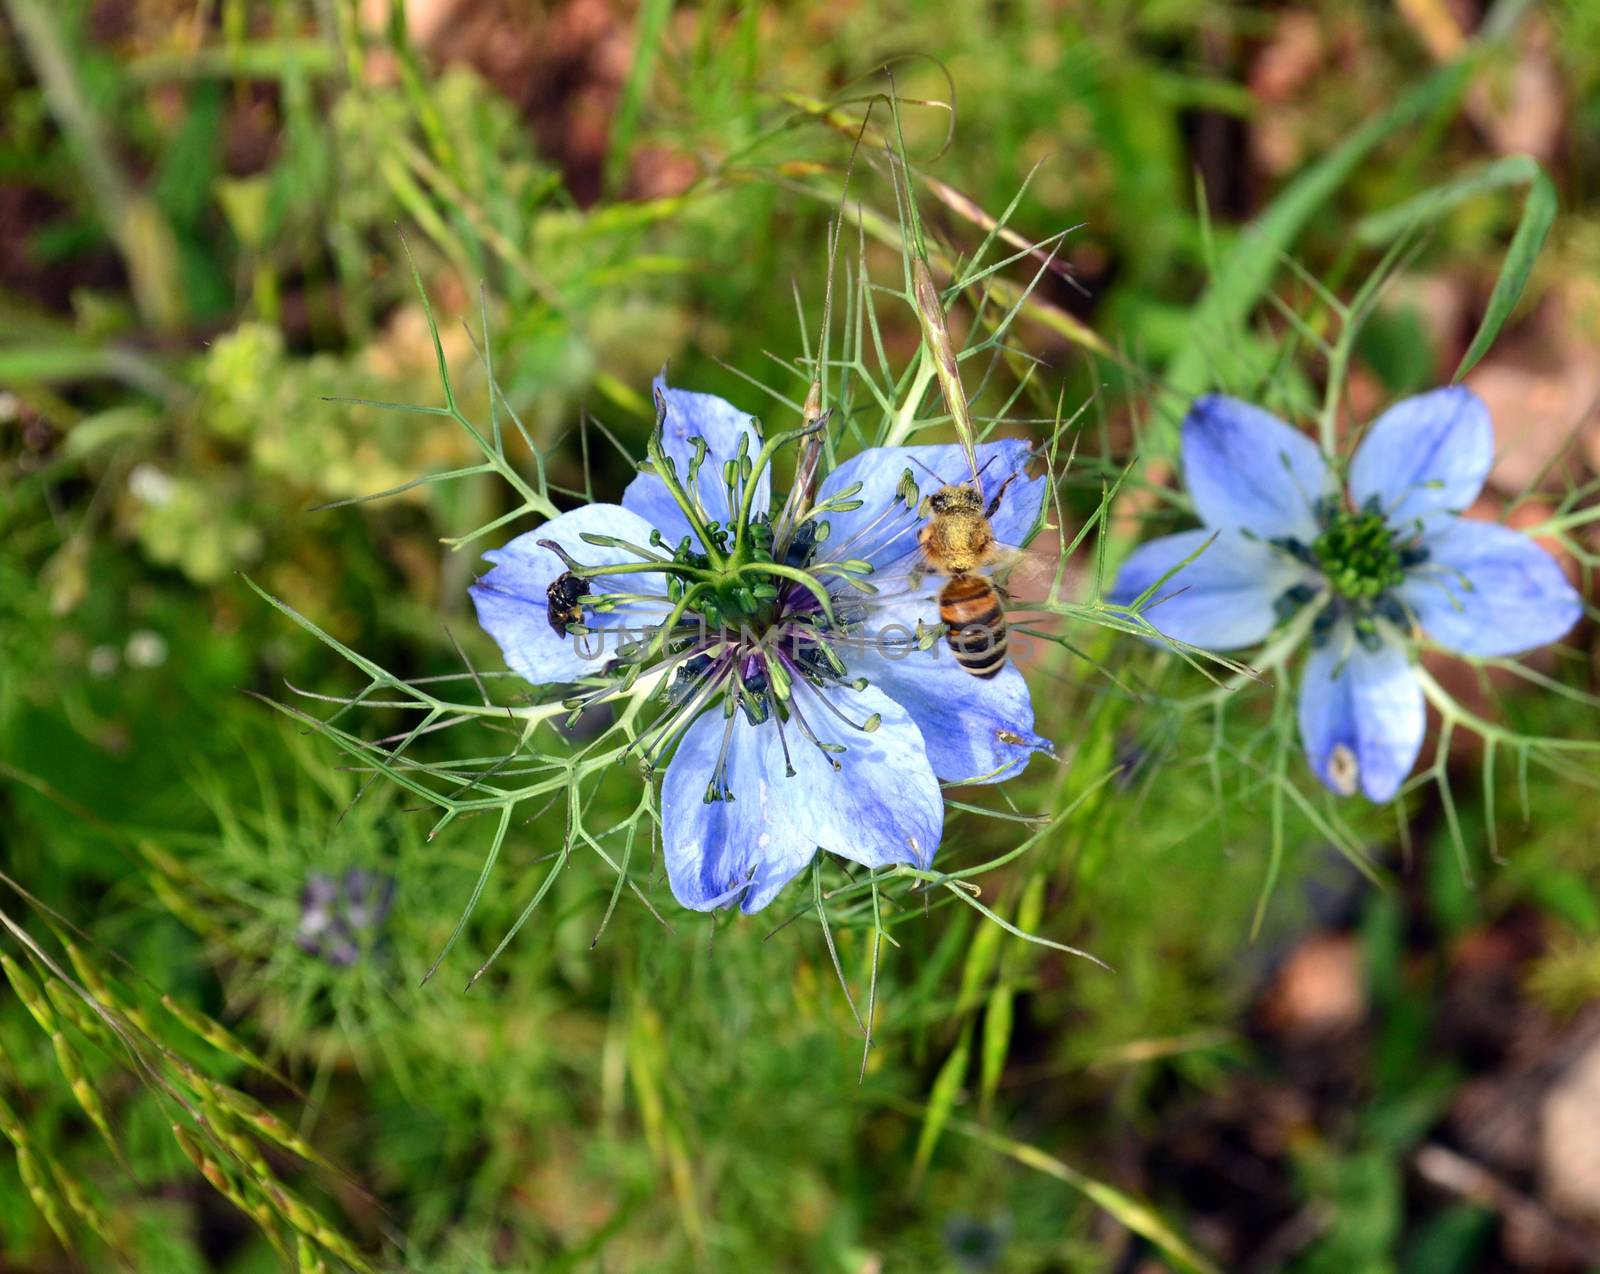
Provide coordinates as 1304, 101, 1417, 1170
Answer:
984, 470, 1023, 520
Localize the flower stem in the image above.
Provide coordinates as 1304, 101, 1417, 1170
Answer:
1520, 504, 1600, 538
884, 346, 939, 449
1171, 605, 1319, 712
1318, 317, 1357, 461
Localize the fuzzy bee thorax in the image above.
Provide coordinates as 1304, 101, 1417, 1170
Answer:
920, 484, 997, 575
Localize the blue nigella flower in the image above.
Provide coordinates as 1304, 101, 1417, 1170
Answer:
1110, 387, 1582, 801
296, 868, 396, 967
469, 377, 1053, 913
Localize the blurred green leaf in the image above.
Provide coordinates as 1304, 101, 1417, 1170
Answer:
1353, 153, 1558, 380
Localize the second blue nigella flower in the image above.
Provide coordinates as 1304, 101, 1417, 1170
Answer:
1110, 387, 1582, 801
470, 377, 1052, 913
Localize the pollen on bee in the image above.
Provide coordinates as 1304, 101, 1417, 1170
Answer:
1327, 744, 1360, 796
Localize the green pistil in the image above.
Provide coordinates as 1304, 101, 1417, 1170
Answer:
637, 417, 849, 639
1312, 510, 1404, 602
659, 508, 823, 631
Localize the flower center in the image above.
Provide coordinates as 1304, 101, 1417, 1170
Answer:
1312, 509, 1404, 601
659, 514, 784, 631
585, 507, 886, 799
559, 420, 912, 803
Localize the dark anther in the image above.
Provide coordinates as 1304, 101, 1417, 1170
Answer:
1270, 535, 1317, 566
1376, 595, 1409, 629
783, 521, 820, 568
1310, 601, 1341, 648
668, 654, 713, 706
739, 666, 771, 726
1273, 581, 1319, 623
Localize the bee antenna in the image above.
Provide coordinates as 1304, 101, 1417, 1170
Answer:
907, 455, 946, 486
906, 452, 994, 497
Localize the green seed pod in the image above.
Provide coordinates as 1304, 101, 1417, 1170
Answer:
48, 1159, 119, 1253
50, 1033, 117, 1155
43, 982, 109, 1046
61, 941, 113, 1004
249, 1194, 285, 1246
170, 1123, 209, 1170
1, 955, 56, 1034
203, 1080, 336, 1172
204, 1106, 273, 1181
912, 258, 976, 452
160, 995, 273, 1076
65, 940, 152, 1033
265, 1182, 321, 1237
173, 1123, 244, 1208
0, 1091, 28, 1145
17, 1145, 73, 1252
297, 1235, 330, 1274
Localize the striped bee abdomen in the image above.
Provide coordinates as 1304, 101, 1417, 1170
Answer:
939, 573, 1008, 678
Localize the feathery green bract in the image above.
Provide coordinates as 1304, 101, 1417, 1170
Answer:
3, 4, 1598, 1271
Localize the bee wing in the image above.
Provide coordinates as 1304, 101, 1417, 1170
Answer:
985, 544, 1027, 588
846, 542, 1027, 625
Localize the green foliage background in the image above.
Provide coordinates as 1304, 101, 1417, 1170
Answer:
2, 1, 1599, 1270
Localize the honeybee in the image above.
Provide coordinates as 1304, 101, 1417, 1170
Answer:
918, 476, 1022, 679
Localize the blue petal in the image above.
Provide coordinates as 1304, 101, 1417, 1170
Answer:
1397, 517, 1582, 657
1108, 529, 1313, 650
469, 504, 668, 686
1348, 386, 1492, 532
660, 683, 943, 913
1297, 627, 1424, 802
621, 378, 769, 549
811, 440, 1046, 571
842, 645, 1050, 783
1183, 395, 1328, 540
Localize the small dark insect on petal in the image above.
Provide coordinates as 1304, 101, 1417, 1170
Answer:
546, 571, 590, 636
